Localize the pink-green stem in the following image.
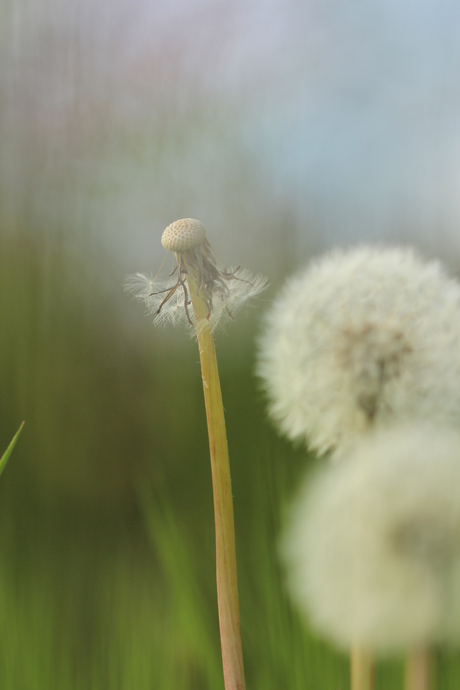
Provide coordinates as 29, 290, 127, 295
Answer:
405, 648, 431, 690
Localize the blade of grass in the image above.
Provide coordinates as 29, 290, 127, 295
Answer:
0, 421, 24, 478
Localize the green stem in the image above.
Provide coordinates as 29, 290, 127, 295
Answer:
187, 274, 246, 690
351, 646, 374, 690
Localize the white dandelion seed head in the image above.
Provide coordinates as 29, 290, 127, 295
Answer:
281, 425, 460, 655
126, 220, 268, 333
257, 246, 460, 455
161, 218, 207, 253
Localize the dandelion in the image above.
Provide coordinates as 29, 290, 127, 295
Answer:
126, 219, 267, 690
126, 218, 267, 333
257, 246, 460, 456
281, 425, 460, 688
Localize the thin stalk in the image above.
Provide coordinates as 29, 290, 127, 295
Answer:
350, 646, 374, 690
404, 648, 431, 690
187, 272, 246, 690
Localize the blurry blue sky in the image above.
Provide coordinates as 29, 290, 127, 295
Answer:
2, 0, 460, 271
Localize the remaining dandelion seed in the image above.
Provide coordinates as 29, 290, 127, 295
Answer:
126, 218, 267, 333
257, 246, 460, 455
281, 425, 460, 655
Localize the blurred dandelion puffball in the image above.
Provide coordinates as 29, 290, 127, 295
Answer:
258, 246, 460, 455
126, 218, 267, 332
281, 426, 460, 654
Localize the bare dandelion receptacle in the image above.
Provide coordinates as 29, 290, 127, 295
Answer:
161, 218, 207, 252
126, 219, 267, 690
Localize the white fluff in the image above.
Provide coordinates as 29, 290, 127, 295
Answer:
126, 268, 267, 333
258, 246, 460, 455
281, 426, 460, 654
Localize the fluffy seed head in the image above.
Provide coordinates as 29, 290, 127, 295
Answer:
257, 246, 460, 455
126, 219, 268, 333
161, 218, 207, 253
281, 426, 460, 654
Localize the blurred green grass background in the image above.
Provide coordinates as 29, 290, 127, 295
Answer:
1, 229, 460, 689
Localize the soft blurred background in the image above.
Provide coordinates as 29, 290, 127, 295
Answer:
1, 0, 460, 687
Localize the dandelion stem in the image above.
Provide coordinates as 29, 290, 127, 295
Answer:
404, 647, 431, 690
187, 270, 246, 690
351, 646, 374, 690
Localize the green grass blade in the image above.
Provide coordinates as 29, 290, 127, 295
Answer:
0, 421, 24, 478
